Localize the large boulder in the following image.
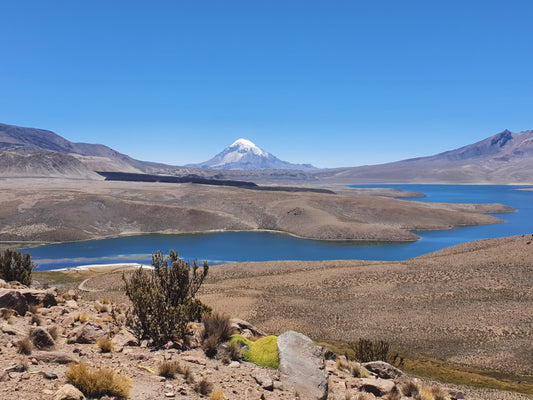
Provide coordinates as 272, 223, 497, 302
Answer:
277, 331, 328, 400
0, 289, 28, 315
30, 327, 55, 349
19, 288, 57, 307
356, 378, 396, 397
67, 320, 107, 344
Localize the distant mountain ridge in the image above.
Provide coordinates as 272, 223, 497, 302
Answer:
186, 138, 316, 171
2, 122, 533, 184
315, 129, 533, 184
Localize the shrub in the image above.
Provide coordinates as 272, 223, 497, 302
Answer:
0, 249, 35, 286
347, 338, 401, 365
65, 362, 131, 398
17, 336, 33, 355
96, 337, 113, 353
194, 377, 214, 395
123, 250, 211, 346
228, 334, 279, 369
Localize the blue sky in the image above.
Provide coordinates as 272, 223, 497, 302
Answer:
1, 1, 532, 168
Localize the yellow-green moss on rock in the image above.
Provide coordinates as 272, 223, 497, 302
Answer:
228, 334, 279, 369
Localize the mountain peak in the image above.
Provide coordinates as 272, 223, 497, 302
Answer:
229, 139, 266, 156
186, 139, 316, 171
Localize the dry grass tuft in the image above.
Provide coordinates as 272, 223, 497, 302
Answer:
203, 312, 236, 343
209, 389, 225, 400
96, 337, 113, 353
202, 335, 219, 358
17, 336, 33, 355
47, 325, 60, 340
194, 377, 214, 396
30, 313, 42, 326
336, 357, 370, 378
158, 360, 183, 378
66, 362, 131, 398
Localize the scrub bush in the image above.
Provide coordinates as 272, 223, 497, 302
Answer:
123, 250, 211, 346
0, 249, 35, 286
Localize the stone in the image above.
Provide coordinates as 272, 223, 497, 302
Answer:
67, 320, 107, 344
231, 318, 267, 337
228, 361, 240, 368
64, 300, 78, 309
356, 378, 396, 397
277, 331, 328, 400
449, 390, 466, 400
0, 279, 6, 288
44, 372, 58, 379
111, 328, 138, 347
0, 370, 10, 382
0, 289, 28, 315
253, 373, 274, 391
33, 351, 77, 364
0, 307, 18, 318
54, 384, 86, 400
19, 288, 57, 308
30, 326, 55, 349
362, 361, 405, 380
5, 364, 26, 373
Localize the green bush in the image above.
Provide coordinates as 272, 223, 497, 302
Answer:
123, 250, 211, 346
0, 249, 35, 286
228, 334, 279, 369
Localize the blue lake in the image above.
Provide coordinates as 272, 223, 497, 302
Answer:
22, 185, 533, 271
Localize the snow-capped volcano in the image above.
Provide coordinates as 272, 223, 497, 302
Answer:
186, 138, 316, 170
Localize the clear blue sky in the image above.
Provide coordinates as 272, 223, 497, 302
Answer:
1, 1, 532, 168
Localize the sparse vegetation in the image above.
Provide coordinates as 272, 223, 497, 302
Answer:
0, 249, 35, 286
209, 389, 225, 400
202, 312, 236, 358
347, 338, 401, 364
65, 362, 131, 398
194, 377, 214, 396
47, 325, 60, 340
336, 357, 370, 378
123, 250, 211, 346
17, 336, 33, 355
158, 360, 183, 378
96, 337, 113, 353
228, 334, 279, 369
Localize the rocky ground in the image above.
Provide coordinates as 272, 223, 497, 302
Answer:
0, 281, 493, 400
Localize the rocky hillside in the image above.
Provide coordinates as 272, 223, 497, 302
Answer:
0, 280, 469, 400
315, 129, 533, 184
0, 151, 103, 180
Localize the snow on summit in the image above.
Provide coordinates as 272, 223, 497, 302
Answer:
186, 138, 316, 171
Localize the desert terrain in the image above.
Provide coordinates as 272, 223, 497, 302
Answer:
0, 178, 512, 244
75, 234, 533, 378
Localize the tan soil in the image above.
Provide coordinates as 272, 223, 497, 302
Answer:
78, 235, 533, 382
0, 178, 513, 243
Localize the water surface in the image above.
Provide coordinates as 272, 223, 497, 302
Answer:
23, 185, 533, 270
